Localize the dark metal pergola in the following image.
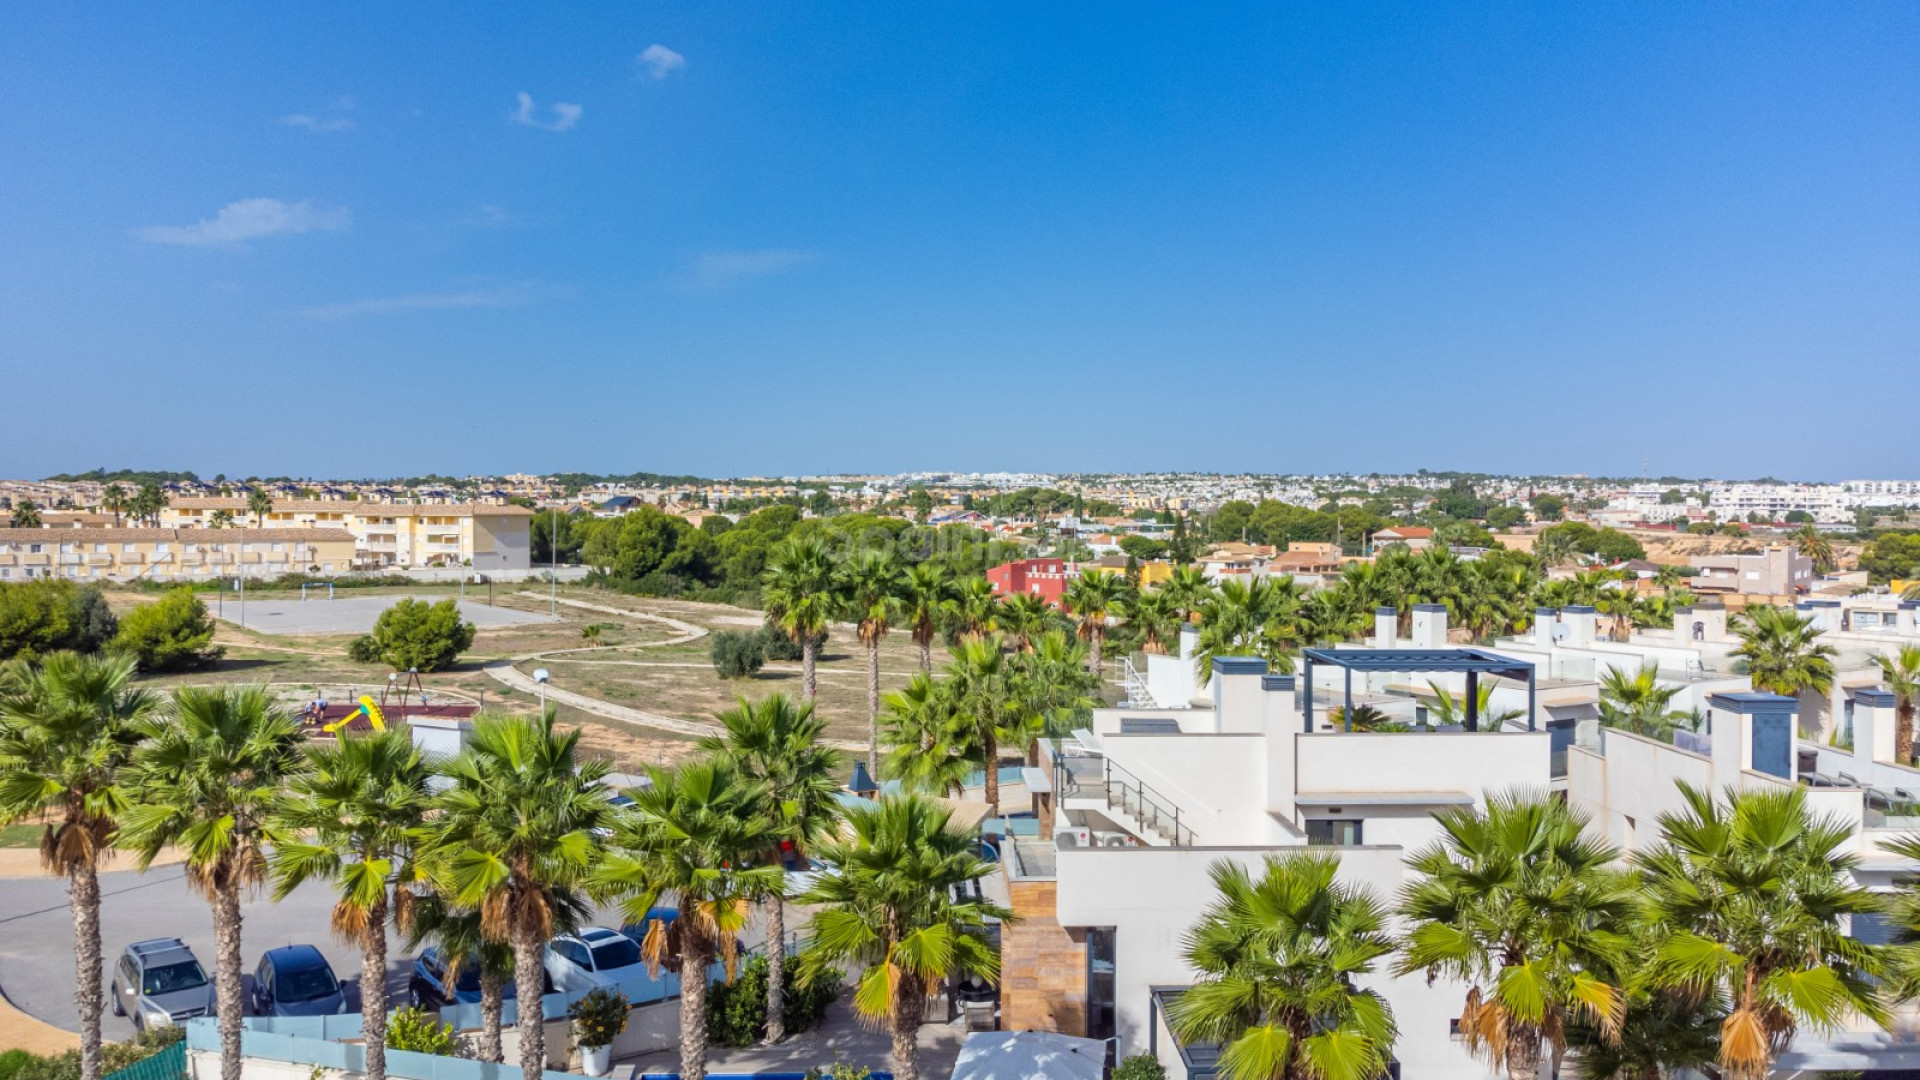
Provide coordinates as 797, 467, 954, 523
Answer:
1300, 647, 1537, 733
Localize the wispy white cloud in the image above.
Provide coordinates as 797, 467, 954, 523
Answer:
512, 92, 582, 132
636, 44, 685, 80
300, 281, 549, 319
134, 198, 351, 248
279, 96, 355, 132
683, 249, 819, 292
457, 204, 512, 228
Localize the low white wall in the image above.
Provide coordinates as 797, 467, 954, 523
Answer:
1097, 732, 1269, 843
1296, 731, 1550, 804
1565, 728, 1714, 853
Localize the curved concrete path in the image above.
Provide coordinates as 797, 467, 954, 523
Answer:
485, 596, 866, 752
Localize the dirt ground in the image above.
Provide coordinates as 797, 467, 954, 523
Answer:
99, 583, 961, 770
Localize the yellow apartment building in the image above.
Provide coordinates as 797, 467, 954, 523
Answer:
158, 498, 533, 571
0, 528, 359, 583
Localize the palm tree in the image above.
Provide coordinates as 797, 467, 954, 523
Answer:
1875, 645, 1920, 766
949, 575, 1001, 643
946, 638, 1021, 814
1011, 630, 1101, 760
1638, 783, 1892, 1080
1118, 586, 1179, 655
246, 490, 273, 527
796, 795, 1010, 1080
1297, 589, 1368, 646
119, 687, 307, 1080
900, 563, 954, 673
270, 730, 432, 1080
1170, 853, 1398, 1080
400, 894, 523, 1063
698, 695, 843, 1045
1195, 578, 1299, 681
1421, 679, 1524, 732
0, 653, 155, 1080
10, 499, 41, 528
1398, 792, 1629, 1080
996, 592, 1057, 653
101, 484, 128, 526
1793, 523, 1837, 575
429, 712, 611, 1080
1596, 586, 1644, 642
1062, 569, 1128, 675
1597, 663, 1690, 740
762, 536, 837, 700
1161, 565, 1214, 625
594, 761, 782, 1080
879, 673, 977, 798
1731, 605, 1837, 702
839, 549, 905, 771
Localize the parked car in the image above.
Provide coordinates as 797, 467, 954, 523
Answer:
409, 947, 523, 1009
543, 926, 646, 994
111, 938, 215, 1032
250, 945, 348, 1017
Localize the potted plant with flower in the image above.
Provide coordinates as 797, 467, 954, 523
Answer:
570, 988, 630, 1077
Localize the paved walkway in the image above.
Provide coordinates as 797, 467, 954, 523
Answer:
0, 847, 185, 880
0, 987, 78, 1055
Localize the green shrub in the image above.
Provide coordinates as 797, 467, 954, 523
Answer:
111, 589, 223, 672
802, 1064, 870, 1080
0, 1050, 36, 1080
1113, 1055, 1167, 1080
757, 625, 819, 663
363, 598, 475, 672
0, 1026, 182, 1080
0, 579, 122, 661
386, 1007, 460, 1055
346, 634, 383, 663
568, 988, 629, 1049
709, 630, 766, 680
706, 953, 841, 1048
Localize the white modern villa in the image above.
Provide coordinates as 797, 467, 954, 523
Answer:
1001, 598, 1920, 1079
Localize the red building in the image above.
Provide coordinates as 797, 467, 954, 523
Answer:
987, 557, 1071, 608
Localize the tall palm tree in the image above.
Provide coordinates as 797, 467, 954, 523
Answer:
429, 711, 611, 1080
839, 549, 905, 771
1195, 578, 1298, 681
1062, 569, 1128, 675
762, 536, 837, 700
995, 592, 1057, 653
1793, 523, 1837, 575
401, 894, 522, 1063
594, 761, 782, 1080
1597, 663, 1690, 740
246, 490, 274, 527
1297, 588, 1368, 646
698, 695, 843, 1045
879, 673, 977, 798
1731, 605, 1837, 701
1596, 586, 1645, 642
270, 729, 433, 1080
0, 653, 155, 1080
1875, 645, 1920, 766
900, 563, 954, 674
1170, 853, 1398, 1080
796, 795, 1009, 1080
100, 484, 128, 527
949, 575, 1001, 643
1638, 783, 1891, 1080
946, 638, 1021, 814
1398, 792, 1629, 1080
1161, 565, 1214, 626
1011, 631, 1101, 762
119, 687, 307, 1080
1118, 586, 1179, 655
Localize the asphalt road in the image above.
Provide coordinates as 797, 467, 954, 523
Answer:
0, 864, 413, 1040
211, 595, 554, 636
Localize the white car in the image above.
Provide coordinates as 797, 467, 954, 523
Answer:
543, 926, 647, 994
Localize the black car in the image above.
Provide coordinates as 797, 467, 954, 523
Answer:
409, 947, 526, 1008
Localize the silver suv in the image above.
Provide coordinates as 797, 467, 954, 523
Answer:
111, 938, 214, 1032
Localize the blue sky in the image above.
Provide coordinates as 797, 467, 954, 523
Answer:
2, 2, 1915, 481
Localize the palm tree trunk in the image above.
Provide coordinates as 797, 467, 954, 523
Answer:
212, 884, 245, 1080
1898, 701, 1915, 766
918, 633, 931, 675
1089, 629, 1103, 676
361, 892, 390, 1080
983, 732, 999, 814
511, 922, 547, 1080
479, 969, 504, 1063
889, 973, 926, 1080
763, 899, 786, 1045
70, 857, 104, 1080
1504, 1025, 1542, 1080
866, 639, 881, 774
679, 942, 713, 1080
801, 638, 817, 701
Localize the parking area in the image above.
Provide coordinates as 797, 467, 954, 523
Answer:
211, 595, 556, 636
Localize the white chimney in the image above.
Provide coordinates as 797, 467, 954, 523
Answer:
1410, 604, 1448, 649
1562, 605, 1597, 647
1374, 607, 1398, 648
1672, 605, 1694, 643
1900, 602, 1919, 636
1694, 604, 1729, 642
1533, 608, 1557, 650
1213, 656, 1267, 734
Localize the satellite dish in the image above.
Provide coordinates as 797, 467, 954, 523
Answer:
1550, 624, 1570, 642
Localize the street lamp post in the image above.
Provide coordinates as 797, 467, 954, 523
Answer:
534, 668, 551, 715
